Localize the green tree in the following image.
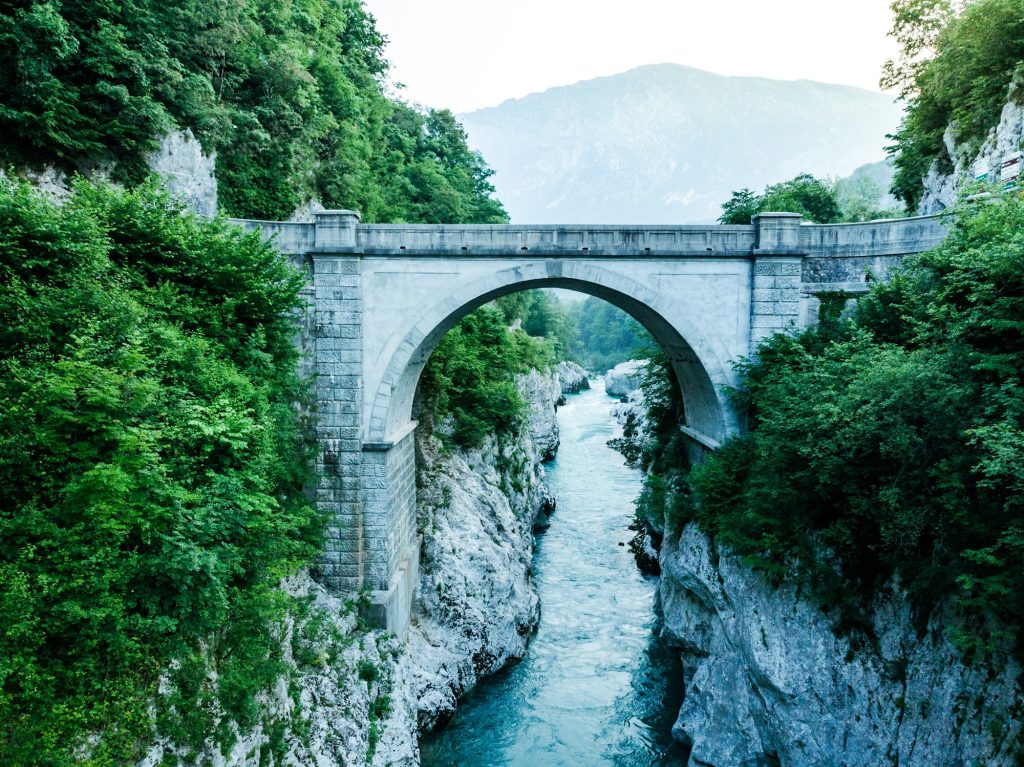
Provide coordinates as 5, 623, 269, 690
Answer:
0, 178, 319, 765
719, 173, 842, 224
680, 192, 1024, 656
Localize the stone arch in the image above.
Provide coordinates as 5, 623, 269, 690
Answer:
368, 261, 738, 450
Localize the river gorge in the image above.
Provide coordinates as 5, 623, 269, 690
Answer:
420, 381, 687, 767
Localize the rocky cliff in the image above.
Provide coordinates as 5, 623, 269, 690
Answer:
407, 368, 561, 731
25, 129, 219, 216
660, 524, 1023, 767
606, 368, 1023, 767
920, 82, 1024, 213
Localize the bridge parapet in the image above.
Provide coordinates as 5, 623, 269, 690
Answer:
230, 211, 947, 260
801, 215, 949, 257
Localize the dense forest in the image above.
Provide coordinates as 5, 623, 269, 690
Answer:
885, 0, 1024, 209
0, 0, 506, 223
0, 1, 534, 764
568, 297, 651, 372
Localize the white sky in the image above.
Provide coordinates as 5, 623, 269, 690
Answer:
363, 0, 901, 113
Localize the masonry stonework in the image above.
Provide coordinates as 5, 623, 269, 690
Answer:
233, 210, 950, 635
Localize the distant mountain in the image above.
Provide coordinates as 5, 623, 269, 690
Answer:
460, 64, 904, 224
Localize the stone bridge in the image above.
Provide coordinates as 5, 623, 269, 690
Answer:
233, 211, 949, 635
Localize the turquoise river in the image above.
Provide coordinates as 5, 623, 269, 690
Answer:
420, 381, 688, 766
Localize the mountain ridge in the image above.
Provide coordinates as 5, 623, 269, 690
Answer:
459, 63, 903, 224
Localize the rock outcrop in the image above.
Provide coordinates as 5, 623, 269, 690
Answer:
138, 572, 419, 767
407, 368, 562, 731
605, 359, 647, 399
557, 361, 590, 395
659, 524, 1023, 767
920, 83, 1024, 214
146, 129, 218, 218
23, 129, 219, 217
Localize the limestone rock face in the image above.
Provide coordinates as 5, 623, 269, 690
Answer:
920, 86, 1024, 214
519, 367, 562, 460
660, 524, 1023, 767
605, 359, 647, 398
146, 129, 218, 218
138, 573, 419, 767
408, 369, 561, 731
557, 361, 590, 394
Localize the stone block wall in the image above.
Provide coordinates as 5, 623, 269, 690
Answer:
361, 430, 417, 591
750, 256, 802, 352
311, 254, 365, 593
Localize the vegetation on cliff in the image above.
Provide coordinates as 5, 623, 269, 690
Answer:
641, 193, 1024, 657
885, 0, 1024, 210
0, 179, 319, 764
0, 0, 506, 223
0, 0, 517, 761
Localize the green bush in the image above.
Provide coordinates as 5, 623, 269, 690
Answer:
0, 178, 319, 765
688, 193, 1024, 655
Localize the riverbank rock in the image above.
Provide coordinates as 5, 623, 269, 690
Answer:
659, 523, 1024, 767
520, 367, 562, 460
557, 361, 590, 395
408, 369, 561, 731
605, 359, 647, 398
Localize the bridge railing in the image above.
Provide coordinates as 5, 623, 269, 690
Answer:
228, 210, 949, 260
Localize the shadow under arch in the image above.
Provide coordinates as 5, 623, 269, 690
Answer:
369, 262, 739, 452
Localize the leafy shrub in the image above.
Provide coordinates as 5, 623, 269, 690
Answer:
0, 178, 319, 765
689, 193, 1024, 655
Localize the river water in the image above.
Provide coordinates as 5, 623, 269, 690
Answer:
420, 382, 688, 767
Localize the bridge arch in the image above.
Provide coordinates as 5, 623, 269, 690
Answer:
369, 261, 737, 453
232, 209, 951, 635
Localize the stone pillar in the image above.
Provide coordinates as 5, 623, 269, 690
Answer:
750, 213, 805, 353
311, 249, 365, 594
361, 427, 420, 637
314, 209, 360, 251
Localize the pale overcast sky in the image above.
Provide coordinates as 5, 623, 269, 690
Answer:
363, 0, 901, 113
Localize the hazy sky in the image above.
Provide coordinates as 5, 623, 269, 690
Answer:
363, 0, 901, 113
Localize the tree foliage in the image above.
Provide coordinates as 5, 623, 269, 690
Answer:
886, 0, 1024, 210
719, 173, 843, 224
0, 0, 507, 223
0, 179, 319, 765
496, 290, 578, 362
684, 193, 1024, 656
568, 296, 652, 372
